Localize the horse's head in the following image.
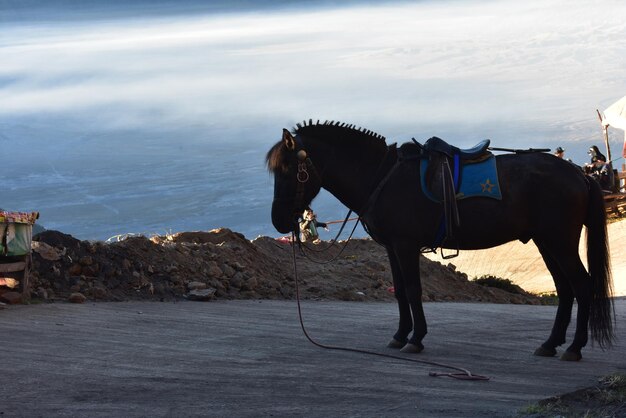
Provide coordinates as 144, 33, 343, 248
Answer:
266, 129, 323, 234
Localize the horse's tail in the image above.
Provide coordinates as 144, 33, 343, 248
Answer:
585, 176, 615, 348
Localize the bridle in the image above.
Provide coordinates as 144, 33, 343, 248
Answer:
290, 136, 321, 222
270, 133, 323, 235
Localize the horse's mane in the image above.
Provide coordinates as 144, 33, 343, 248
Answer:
294, 119, 386, 144
266, 119, 386, 173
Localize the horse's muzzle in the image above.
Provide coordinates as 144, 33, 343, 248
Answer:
271, 199, 298, 234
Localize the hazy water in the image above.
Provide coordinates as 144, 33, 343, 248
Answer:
1, 0, 625, 240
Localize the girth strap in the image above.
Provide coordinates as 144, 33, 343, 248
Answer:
428, 157, 461, 259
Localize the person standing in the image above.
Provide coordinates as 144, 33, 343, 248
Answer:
299, 208, 328, 243
553, 147, 565, 158
586, 146, 615, 192
588, 145, 607, 163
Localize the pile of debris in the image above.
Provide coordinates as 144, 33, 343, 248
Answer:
3, 228, 543, 305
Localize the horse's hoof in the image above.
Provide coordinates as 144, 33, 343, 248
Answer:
387, 338, 405, 349
400, 343, 424, 354
533, 346, 557, 357
560, 351, 582, 362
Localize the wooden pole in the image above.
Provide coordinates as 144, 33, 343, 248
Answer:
622, 131, 626, 172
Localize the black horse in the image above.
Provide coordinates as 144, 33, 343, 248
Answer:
266, 120, 614, 361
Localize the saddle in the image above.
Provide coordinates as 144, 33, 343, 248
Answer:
399, 136, 493, 258
423, 136, 491, 160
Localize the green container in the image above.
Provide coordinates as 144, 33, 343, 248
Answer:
1, 223, 33, 256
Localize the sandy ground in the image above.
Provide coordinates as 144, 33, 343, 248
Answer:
425, 220, 626, 297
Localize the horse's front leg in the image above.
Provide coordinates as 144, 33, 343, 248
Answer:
386, 241, 427, 353
386, 246, 412, 349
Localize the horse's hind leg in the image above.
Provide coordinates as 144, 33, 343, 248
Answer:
534, 239, 590, 361
561, 262, 592, 361
534, 241, 574, 357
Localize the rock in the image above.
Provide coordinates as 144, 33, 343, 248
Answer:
164, 264, 178, 273
222, 264, 236, 278
229, 273, 244, 289
86, 242, 97, 254
68, 292, 87, 303
79, 256, 93, 266
242, 277, 258, 291
0, 291, 23, 304
187, 281, 207, 291
265, 279, 282, 290
35, 287, 48, 300
207, 261, 223, 278
31, 241, 64, 261
82, 264, 99, 277
91, 287, 107, 299
68, 264, 82, 276
186, 288, 216, 301
153, 282, 166, 296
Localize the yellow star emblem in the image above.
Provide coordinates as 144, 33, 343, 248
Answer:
481, 178, 495, 193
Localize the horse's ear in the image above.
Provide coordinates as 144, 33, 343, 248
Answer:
282, 129, 296, 150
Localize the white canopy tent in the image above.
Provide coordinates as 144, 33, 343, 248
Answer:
602, 95, 626, 131
598, 95, 626, 167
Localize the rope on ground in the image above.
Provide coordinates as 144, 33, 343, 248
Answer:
290, 233, 490, 381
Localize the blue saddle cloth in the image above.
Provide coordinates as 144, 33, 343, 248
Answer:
420, 155, 502, 201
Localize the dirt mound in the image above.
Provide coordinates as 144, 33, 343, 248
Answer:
522, 373, 626, 417
24, 228, 543, 304
423, 218, 626, 297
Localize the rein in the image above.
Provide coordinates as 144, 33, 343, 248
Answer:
289, 231, 489, 381
295, 210, 361, 263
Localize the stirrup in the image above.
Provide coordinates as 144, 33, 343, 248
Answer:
440, 246, 460, 260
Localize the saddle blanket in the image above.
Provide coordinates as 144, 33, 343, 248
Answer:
420, 155, 502, 201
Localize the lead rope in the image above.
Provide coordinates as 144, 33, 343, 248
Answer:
290, 232, 489, 381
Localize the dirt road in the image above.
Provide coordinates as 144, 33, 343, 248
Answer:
1, 299, 624, 417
